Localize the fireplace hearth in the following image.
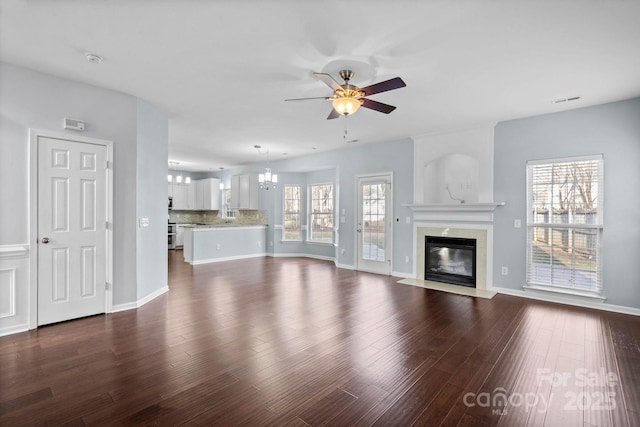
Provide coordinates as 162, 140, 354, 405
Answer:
425, 236, 477, 287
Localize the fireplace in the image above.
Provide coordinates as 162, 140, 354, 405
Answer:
425, 236, 477, 287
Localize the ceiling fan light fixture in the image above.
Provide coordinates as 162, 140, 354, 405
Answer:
332, 96, 362, 115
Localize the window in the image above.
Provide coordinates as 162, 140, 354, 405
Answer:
283, 185, 301, 241
309, 184, 334, 243
222, 189, 236, 218
526, 155, 603, 295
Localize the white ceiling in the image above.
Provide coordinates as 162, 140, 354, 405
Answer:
2, 1, 640, 171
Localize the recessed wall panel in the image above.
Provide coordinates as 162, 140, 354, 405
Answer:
80, 246, 96, 297
81, 179, 96, 231
52, 149, 69, 169
80, 152, 97, 171
52, 178, 69, 232
0, 268, 16, 318
52, 248, 69, 302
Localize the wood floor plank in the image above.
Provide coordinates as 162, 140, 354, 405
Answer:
0, 252, 638, 426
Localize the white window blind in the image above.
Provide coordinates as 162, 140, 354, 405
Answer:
526, 155, 603, 295
309, 184, 334, 243
283, 185, 301, 241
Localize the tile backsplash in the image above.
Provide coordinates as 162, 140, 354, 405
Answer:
169, 210, 268, 226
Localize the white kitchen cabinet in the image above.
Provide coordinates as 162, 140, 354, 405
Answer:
176, 224, 187, 247
171, 179, 220, 210
172, 184, 189, 210
230, 174, 259, 209
195, 178, 221, 210
230, 175, 240, 209
187, 182, 197, 209
168, 183, 189, 210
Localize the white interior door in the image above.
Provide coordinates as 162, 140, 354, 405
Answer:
356, 174, 392, 275
37, 136, 107, 326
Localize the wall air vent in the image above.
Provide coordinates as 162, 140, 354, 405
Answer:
63, 118, 85, 131
553, 96, 581, 104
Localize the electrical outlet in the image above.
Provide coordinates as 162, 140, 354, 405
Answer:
501, 266, 509, 275
514, 219, 522, 228
216, 243, 221, 250
257, 241, 261, 248
406, 216, 411, 224
405, 255, 410, 263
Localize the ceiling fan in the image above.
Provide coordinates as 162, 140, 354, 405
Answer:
285, 69, 406, 120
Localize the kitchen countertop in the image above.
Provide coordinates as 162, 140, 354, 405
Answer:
185, 223, 267, 229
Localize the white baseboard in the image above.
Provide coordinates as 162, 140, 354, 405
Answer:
335, 262, 355, 270
493, 286, 640, 316
190, 252, 266, 265
269, 252, 335, 262
111, 286, 169, 313
392, 270, 413, 279
0, 323, 29, 337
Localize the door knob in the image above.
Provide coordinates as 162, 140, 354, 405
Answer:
41, 237, 50, 244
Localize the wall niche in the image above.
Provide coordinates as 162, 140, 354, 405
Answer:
412, 126, 494, 204
423, 154, 479, 203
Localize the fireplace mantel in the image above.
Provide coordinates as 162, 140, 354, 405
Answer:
403, 202, 505, 213
404, 202, 505, 224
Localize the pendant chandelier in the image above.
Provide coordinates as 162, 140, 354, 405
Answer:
255, 145, 278, 190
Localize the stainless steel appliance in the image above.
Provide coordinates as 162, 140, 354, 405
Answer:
168, 223, 177, 250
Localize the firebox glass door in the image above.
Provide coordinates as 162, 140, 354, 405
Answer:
357, 174, 391, 275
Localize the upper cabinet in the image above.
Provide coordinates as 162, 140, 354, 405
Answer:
197, 178, 221, 211
171, 184, 189, 210
230, 174, 259, 210
169, 178, 220, 211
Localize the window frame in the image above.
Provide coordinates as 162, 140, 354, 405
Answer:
525, 154, 604, 297
308, 183, 334, 244
221, 188, 236, 219
282, 184, 302, 242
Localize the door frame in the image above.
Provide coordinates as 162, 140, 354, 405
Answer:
355, 172, 393, 274
28, 129, 114, 329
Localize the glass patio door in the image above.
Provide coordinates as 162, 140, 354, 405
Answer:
356, 174, 392, 275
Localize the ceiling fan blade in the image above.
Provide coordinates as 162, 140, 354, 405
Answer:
284, 96, 330, 102
359, 77, 406, 97
313, 72, 342, 91
327, 108, 340, 120
361, 98, 397, 114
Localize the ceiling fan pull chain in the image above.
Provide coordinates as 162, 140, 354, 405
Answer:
343, 115, 348, 140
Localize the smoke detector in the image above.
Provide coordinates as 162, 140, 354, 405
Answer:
85, 53, 103, 64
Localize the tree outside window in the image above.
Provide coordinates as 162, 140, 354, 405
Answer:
527, 155, 603, 295
283, 185, 301, 241
309, 184, 334, 243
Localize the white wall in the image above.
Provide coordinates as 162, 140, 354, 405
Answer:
413, 126, 494, 204
0, 63, 168, 333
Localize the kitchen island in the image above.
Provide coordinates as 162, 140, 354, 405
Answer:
183, 225, 268, 264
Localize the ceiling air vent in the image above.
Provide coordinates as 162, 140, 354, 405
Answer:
553, 96, 581, 104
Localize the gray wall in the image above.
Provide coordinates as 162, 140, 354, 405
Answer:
267, 169, 337, 259
0, 62, 167, 308
493, 97, 640, 309
136, 99, 169, 298
226, 138, 414, 274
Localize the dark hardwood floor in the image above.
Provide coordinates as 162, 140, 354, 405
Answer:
1, 251, 639, 426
